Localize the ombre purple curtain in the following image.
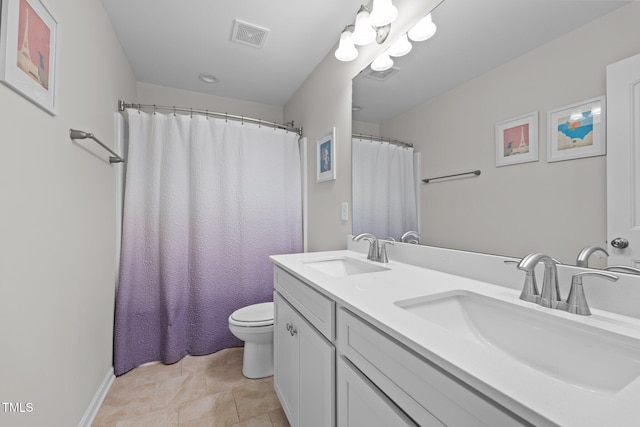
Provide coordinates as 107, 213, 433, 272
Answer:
114, 110, 302, 376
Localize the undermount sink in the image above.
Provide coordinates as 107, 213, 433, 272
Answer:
304, 257, 389, 277
395, 290, 640, 393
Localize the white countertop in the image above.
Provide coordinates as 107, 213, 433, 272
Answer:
270, 250, 640, 427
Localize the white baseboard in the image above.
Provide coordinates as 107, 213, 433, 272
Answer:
78, 367, 115, 427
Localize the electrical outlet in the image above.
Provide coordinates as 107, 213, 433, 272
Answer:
341, 203, 349, 221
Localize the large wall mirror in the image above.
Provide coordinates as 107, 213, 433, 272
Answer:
352, 0, 640, 267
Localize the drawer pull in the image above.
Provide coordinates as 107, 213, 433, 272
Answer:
286, 322, 298, 336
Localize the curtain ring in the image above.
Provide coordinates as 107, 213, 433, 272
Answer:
205, 110, 209, 120
241, 115, 244, 125
173, 106, 176, 117
225, 113, 228, 123
190, 108, 193, 119
153, 104, 157, 115
258, 119, 261, 128
274, 121, 277, 131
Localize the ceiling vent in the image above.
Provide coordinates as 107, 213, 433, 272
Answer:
231, 19, 270, 48
362, 66, 400, 81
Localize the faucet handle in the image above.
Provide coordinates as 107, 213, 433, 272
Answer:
603, 265, 640, 275
378, 239, 394, 263
561, 271, 618, 315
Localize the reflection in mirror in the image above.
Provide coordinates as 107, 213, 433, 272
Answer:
351, 134, 418, 241
352, 0, 638, 266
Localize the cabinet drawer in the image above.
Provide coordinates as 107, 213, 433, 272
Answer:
274, 267, 335, 341
337, 308, 528, 427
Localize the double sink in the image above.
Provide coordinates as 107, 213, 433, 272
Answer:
304, 256, 640, 394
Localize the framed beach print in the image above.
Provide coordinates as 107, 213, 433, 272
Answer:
547, 96, 605, 163
495, 111, 539, 167
0, 0, 59, 115
317, 127, 336, 182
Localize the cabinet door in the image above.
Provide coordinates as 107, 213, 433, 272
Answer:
299, 312, 335, 427
274, 292, 299, 425
337, 356, 420, 427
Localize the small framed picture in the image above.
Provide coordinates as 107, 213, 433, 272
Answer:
547, 96, 605, 163
317, 127, 336, 182
495, 111, 539, 167
0, 0, 59, 115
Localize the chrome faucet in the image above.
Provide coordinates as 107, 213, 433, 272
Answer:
515, 253, 620, 316
353, 233, 378, 261
517, 253, 562, 308
562, 271, 618, 315
401, 231, 421, 244
576, 246, 609, 268
352, 233, 394, 263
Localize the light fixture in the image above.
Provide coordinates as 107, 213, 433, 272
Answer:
335, 26, 358, 62
369, 0, 398, 28
351, 6, 376, 46
388, 33, 412, 57
371, 52, 394, 71
408, 13, 437, 42
198, 73, 218, 83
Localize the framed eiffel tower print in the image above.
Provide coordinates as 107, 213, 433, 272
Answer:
0, 0, 58, 115
495, 111, 539, 167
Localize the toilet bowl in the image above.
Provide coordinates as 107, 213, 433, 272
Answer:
228, 302, 274, 379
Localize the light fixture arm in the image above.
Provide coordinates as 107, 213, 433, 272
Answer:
356, 5, 391, 44
335, 3, 394, 62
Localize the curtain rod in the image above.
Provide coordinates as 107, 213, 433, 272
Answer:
352, 133, 413, 148
118, 100, 303, 136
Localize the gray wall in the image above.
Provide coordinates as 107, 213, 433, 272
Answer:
381, 3, 640, 264
0, 1, 136, 425
284, 0, 442, 252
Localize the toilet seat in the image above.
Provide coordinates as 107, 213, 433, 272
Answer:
229, 302, 273, 327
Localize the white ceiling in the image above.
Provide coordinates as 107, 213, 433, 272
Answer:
102, 0, 629, 117
101, 0, 363, 106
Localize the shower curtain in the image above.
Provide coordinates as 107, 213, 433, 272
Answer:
352, 137, 418, 241
114, 110, 302, 376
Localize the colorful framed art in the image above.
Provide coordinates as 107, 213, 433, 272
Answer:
317, 127, 336, 182
547, 96, 605, 163
0, 0, 58, 115
495, 111, 539, 167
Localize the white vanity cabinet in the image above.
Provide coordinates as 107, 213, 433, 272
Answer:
273, 268, 335, 427
337, 308, 529, 427
272, 260, 530, 427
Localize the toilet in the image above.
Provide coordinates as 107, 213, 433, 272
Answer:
228, 302, 274, 379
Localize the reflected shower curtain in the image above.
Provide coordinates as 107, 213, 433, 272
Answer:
114, 110, 302, 376
352, 137, 418, 241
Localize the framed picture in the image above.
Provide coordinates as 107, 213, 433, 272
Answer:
495, 111, 538, 167
547, 96, 605, 163
0, 0, 58, 115
317, 127, 336, 182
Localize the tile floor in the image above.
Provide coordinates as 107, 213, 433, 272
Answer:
92, 347, 290, 427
